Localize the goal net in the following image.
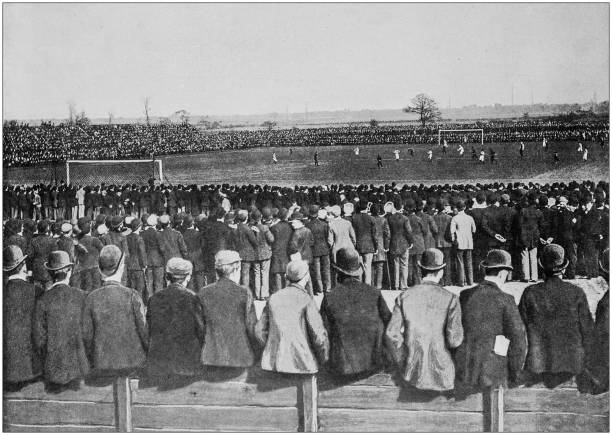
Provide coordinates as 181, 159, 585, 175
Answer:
438, 129, 484, 146
66, 159, 163, 186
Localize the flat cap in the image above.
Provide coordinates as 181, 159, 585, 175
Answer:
165, 257, 193, 277
61, 222, 73, 234
99, 245, 123, 274
286, 260, 310, 282
159, 214, 170, 225
214, 250, 241, 268
147, 214, 158, 226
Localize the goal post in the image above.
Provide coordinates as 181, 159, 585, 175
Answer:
438, 129, 484, 146
66, 159, 163, 186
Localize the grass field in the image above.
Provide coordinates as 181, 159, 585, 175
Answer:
3, 140, 609, 186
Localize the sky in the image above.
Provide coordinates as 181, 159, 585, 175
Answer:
3, 3, 610, 120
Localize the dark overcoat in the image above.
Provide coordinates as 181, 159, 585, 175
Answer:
126, 232, 147, 271
351, 213, 378, 254
3, 277, 42, 383
320, 278, 391, 375
372, 215, 390, 262
235, 223, 258, 262
82, 280, 148, 375
198, 277, 258, 367
141, 227, 164, 267
200, 220, 232, 274
158, 228, 188, 263
518, 276, 594, 374
516, 205, 543, 249
270, 221, 293, 274
455, 281, 527, 388
33, 283, 89, 384
289, 226, 314, 263
306, 218, 330, 257
30, 234, 57, 283
145, 283, 205, 377
387, 213, 413, 256
182, 228, 204, 272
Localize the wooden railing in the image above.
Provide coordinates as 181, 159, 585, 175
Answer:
3, 368, 608, 432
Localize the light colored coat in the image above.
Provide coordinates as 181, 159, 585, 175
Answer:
328, 217, 356, 262
385, 281, 463, 391
255, 283, 329, 374
450, 211, 476, 250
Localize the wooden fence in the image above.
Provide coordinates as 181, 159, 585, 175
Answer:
4, 368, 608, 432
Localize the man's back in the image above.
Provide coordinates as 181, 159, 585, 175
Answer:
307, 218, 330, 257
321, 278, 390, 375
455, 281, 526, 388
141, 227, 164, 267
387, 213, 412, 255
352, 213, 377, 254
518, 276, 594, 374
386, 282, 462, 390
82, 281, 148, 374
199, 277, 258, 367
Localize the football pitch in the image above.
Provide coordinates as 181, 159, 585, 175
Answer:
3, 141, 609, 186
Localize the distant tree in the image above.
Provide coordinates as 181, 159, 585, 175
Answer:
67, 101, 77, 125
403, 93, 441, 127
261, 120, 277, 130
108, 112, 114, 125
75, 111, 90, 126
523, 112, 530, 119
369, 119, 379, 128
143, 97, 151, 125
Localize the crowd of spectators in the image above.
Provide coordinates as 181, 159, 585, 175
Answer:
3, 118, 608, 167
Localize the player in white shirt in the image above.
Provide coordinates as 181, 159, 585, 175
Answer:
394, 149, 400, 161
354, 147, 360, 156
577, 143, 583, 152
520, 141, 525, 158
427, 149, 433, 162
583, 148, 588, 161
479, 150, 485, 163
272, 152, 278, 163
442, 140, 448, 154
458, 144, 465, 156
542, 137, 547, 149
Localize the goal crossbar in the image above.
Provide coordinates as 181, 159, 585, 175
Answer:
66, 159, 163, 185
438, 129, 484, 145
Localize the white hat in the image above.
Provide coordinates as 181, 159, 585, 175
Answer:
147, 214, 158, 226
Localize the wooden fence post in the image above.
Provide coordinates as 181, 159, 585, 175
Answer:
483, 386, 504, 432
113, 376, 133, 432
301, 374, 318, 432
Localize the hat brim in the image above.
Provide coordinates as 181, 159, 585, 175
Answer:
3, 255, 27, 272
332, 264, 363, 277
480, 261, 513, 271
537, 258, 569, 273
417, 261, 446, 272
44, 261, 74, 271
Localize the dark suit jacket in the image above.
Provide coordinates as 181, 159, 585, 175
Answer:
33, 283, 89, 384
30, 234, 57, 282
433, 212, 452, 249
518, 276, 594, 374
3, 277, 42, 382
183, 228, 204, 272
352, 212, 378, 254
158, 228, 188, 263
417, 211, 438, 250
307, 218, 330, 257
101, 231, 130, 265
407, 213, 425, 255
555, 208, 579, 243
468, 206, 488, 249
320, 278, 391, 375
289, 226, 314, 263
235, 223, 258, 262
455, 280, 527, 388
516, 206, 543, 249
270, 221, 293, 274
254, 223, 274, 261
141, 227, 164, 267
145, 283, 205, 377
76, 234, 104, 271
388, 213, 413, 255
481, 206, 511, 248
126, 232, 147, 271
198, 277, 258, 367
82, 280, 148, 375
372, 215, 390, 262
200, 220, 231, 274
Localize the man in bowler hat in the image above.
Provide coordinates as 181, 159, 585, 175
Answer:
386, 248, 463, 392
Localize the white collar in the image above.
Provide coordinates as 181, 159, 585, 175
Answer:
7, 274, 28, 282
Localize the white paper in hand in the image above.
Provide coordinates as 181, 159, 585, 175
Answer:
494, 335, 510, 356
289, 252, 302, 261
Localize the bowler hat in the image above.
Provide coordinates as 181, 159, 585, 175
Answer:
251, 209, 262, 221
480, 249, 513, 271
165, 257, 193, 277
45, 250, 74, 271
418, 248, 446, 272
317, 209, 328, 220
130, 219, 141, 231
286, 260, 310, 282
290, 211, 304, 221
538, 244, 569, 273
333, 248, 363, 277
99, 245, 124, 275
159, 214, 170, 225
109, 215, 123, 229
61, 222, 73, 234
3, 245, 27, 272
309, 205, 320, 217
146, 214, 158, 227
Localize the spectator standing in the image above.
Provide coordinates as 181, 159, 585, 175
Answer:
387, 201, 413, 290
371, 204, 390, 290
450, 200, 476, 287
199, 251, 259, 368
251, 209, 274, 300
33, 251, 89, 391
351, 201, 379, 285
269, 208, 293, 293
517, 194, 544, 282
386, 249, 463, 391
125, 219, 148, 302
234, 210, 258, 291
321, 248, 391, 376
306, 206, 331, 294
